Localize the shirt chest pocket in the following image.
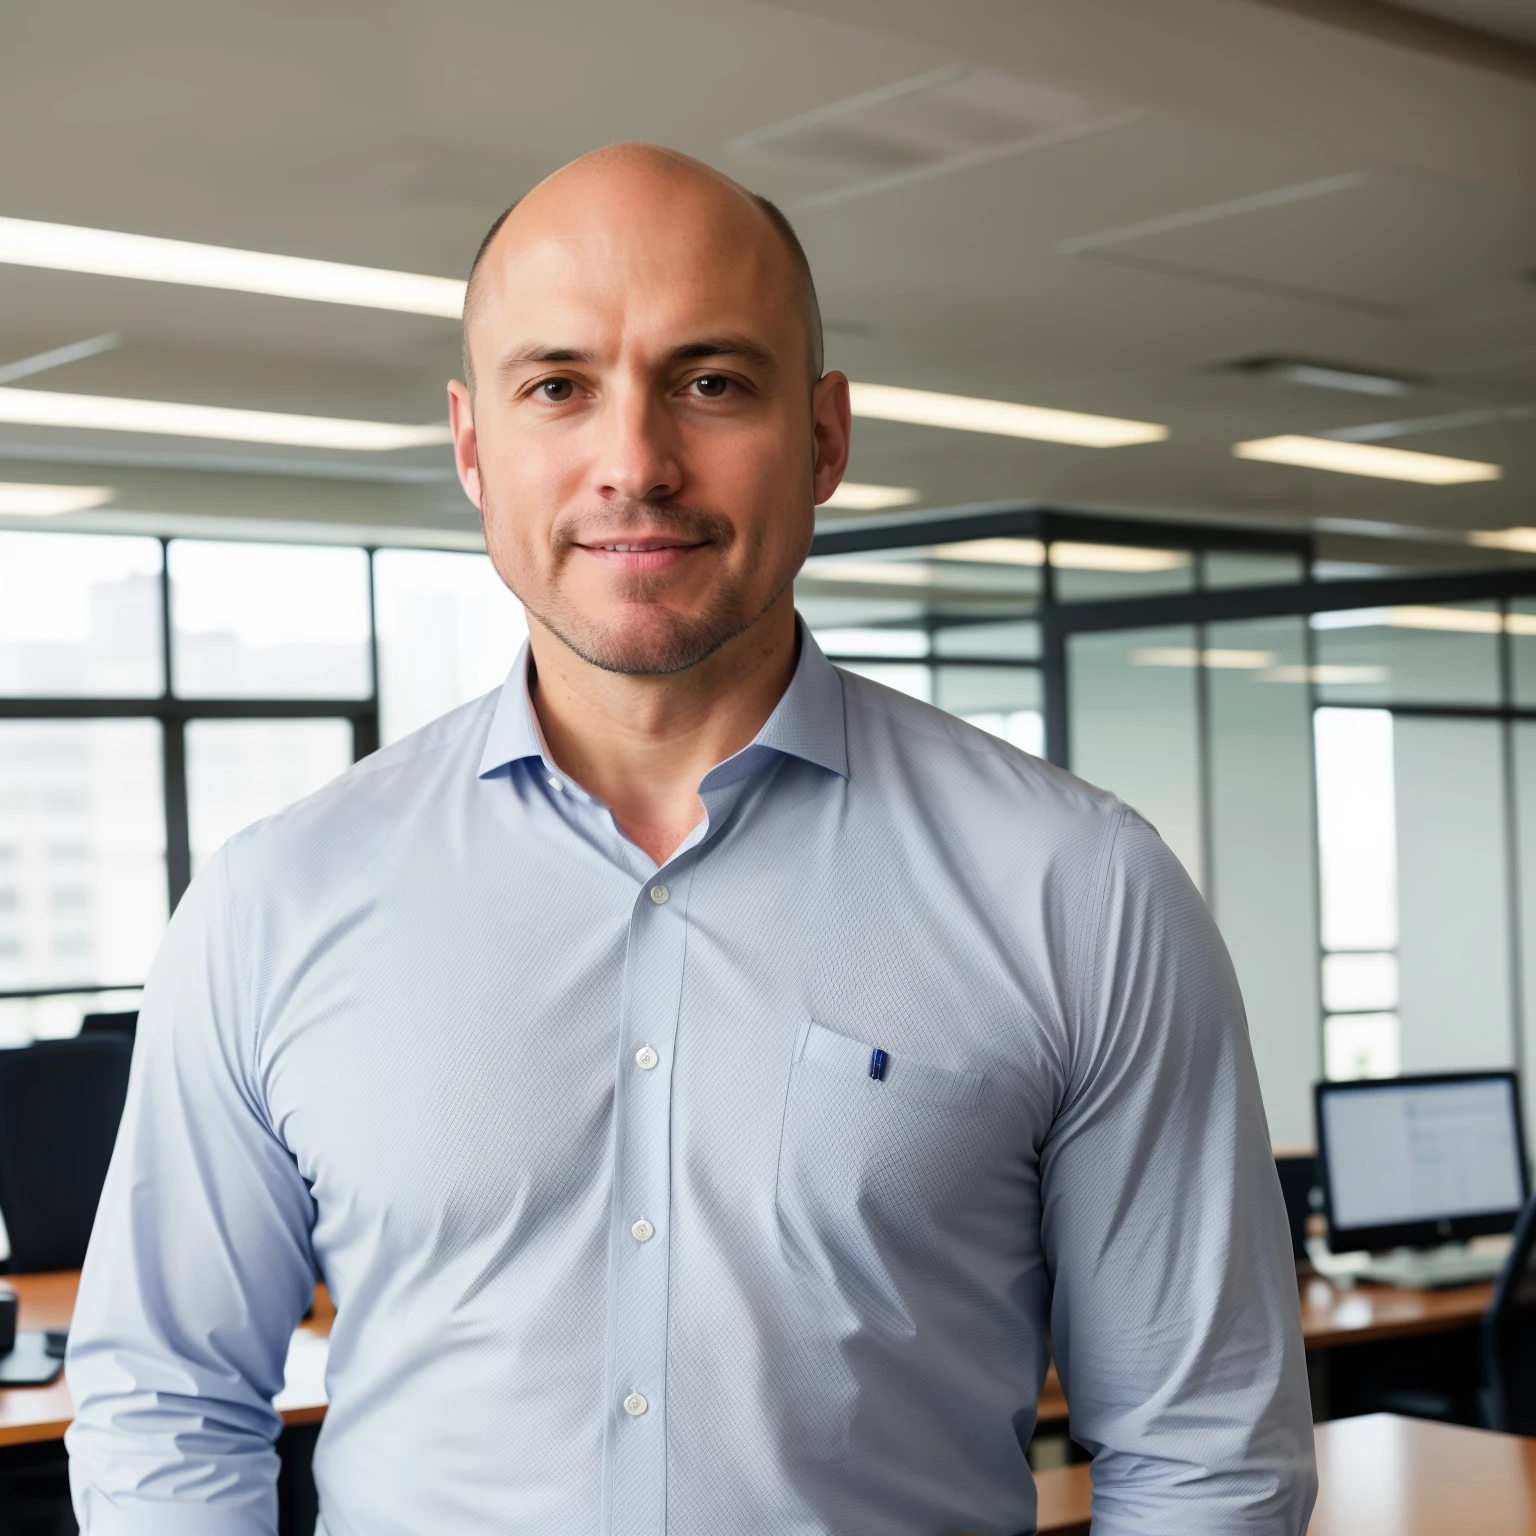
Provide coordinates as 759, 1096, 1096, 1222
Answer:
774, 1021, 993, 1329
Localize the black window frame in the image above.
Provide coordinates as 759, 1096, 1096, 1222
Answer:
0, 533, 380, 1005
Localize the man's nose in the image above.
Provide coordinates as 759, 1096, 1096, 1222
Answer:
593, 385, 683, 505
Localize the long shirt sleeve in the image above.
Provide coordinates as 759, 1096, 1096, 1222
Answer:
1041, 808, 1317, 1532
66, 847, 317, 1535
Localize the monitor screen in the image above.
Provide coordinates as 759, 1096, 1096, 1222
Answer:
1318, 1073, 1527, 1247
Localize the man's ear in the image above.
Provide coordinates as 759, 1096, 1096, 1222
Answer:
448, 379, 483, 511
810, 371, 852, 507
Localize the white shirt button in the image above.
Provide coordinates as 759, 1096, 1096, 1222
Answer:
547, 776, 563, 792
622, 1391, 648, 1417
630, 1218, 655, 1243
649, 883, 669, 905
635, 1045, 659, 1071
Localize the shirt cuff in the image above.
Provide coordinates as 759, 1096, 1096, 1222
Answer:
76, 1506, 274, 1536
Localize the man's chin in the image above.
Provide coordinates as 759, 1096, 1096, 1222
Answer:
546, 608, 747, 677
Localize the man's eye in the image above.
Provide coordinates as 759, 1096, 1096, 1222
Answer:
690, 375, 732, 398
539, 379, 576, 402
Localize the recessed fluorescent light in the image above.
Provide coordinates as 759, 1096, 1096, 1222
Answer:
0, 388, 452, 451
1472, 527, 1536, 553
1131, 647, 1276, 669
1310, 604, 1531, 636
0, 481, 113, 515
1234, 435, 1501, 485
1386, 604, 1536, 635
1049, 541, 1187, 573
1387, 604, 1501, 634
1132, 650, 1395, 682
0, 216, 466, 318
1259, 664, 1389, 685
822, 481, 921, 511
849, 382, 1168, 448
926, 537, 1186, 572
1309, 608, 1392, 630
929, 538, 1046, 565
800, 558, 933, 586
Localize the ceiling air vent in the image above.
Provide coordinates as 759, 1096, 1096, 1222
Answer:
1229, 356, 1417, 397
728, 66, 1139, 210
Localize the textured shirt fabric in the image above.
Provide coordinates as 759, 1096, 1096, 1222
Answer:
66, 625, 1316, 1536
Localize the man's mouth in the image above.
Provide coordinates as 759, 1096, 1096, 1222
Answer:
571, 536, 710, 573
585, 540, 700, 553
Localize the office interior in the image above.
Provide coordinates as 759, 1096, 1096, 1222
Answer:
2, 0, 1536, 1531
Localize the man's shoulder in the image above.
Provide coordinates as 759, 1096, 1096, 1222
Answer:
834, 663, 1126, 837
222, 689, 501, 873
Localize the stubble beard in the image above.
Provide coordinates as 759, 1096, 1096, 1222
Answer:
483, 492, 804, 677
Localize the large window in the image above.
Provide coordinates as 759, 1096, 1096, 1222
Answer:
374, 548, 528, 744
1310, 608, 1527, 1102
0, 533, 529, 1040
16, 507, 1530, 1155
1315, 707, 1400, 1080
168, 541, 373, 700
186, 720, 356, 876
0, 720, 167, 993
0, 531, 165, 697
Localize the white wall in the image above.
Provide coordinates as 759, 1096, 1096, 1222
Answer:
1069, 627, 1204, 891
1395, 717, 1513, 1073
1208, 620, 1321, 1147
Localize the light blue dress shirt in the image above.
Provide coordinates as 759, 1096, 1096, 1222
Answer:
67, 625, 1316, 1535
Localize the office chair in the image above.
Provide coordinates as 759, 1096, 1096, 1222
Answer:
0, 1035, 133, 1273
79, 1009, 137, 1040
1274, 1153, 1317, 1265
1481, 1190, 1536, 1435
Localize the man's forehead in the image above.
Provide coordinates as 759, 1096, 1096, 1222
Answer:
489, 216, 778, 283
476, 227, 794, 341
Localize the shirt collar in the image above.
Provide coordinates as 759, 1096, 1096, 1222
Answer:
477, 618, 848, 783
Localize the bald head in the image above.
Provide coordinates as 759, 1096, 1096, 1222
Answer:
461, 143, 823, 391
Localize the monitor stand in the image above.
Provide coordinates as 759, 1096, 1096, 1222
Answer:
1307, 1235, 1511, 1290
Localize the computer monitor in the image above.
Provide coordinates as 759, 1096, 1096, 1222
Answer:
1315, 1072, 1529, 1254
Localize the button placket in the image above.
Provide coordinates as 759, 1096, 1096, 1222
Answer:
602, 861, 694, 1536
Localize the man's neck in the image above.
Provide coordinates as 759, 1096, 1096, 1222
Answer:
527, 597, 800, 866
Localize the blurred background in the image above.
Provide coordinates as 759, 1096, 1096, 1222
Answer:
1, 0, 1534, 1155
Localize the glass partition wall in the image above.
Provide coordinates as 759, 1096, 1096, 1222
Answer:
8, 507, 1536, 1154
806, 507, 1536, 1147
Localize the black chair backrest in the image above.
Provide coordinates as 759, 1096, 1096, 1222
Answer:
0, 1036, 133, 1273
1274, 1154, 1317, 1265
1482, 1190, 1536, 1433
79, 1011, 137, 1039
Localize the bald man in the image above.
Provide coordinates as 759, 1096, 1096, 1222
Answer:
67, 145, 1315, 1535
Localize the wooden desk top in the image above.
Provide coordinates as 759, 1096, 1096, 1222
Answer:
1034, 1275, 1495, 1438
1037, 1413, 1536, 1535
0, 1268, 1496, 1453
0, 1271, 333, 1448
1299, 1273, 1492, 1348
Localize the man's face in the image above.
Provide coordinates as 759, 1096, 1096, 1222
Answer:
450, 166, 850, 675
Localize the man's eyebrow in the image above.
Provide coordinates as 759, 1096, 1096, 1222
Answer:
496, 344, 599, 375
493, 337, 780, 380
668, 337, 779, 370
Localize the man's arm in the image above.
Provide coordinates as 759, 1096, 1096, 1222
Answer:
1040, 808, 1316, 1533
66, 846, 317, 1536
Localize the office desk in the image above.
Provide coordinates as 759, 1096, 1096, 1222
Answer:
0, 1270, 1495, 1445
1035, 1413, 1536, 1535
1033, 1276, 1496, 1438
1300, 1274, 1493, 1348
0, 1271, 333, 1448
